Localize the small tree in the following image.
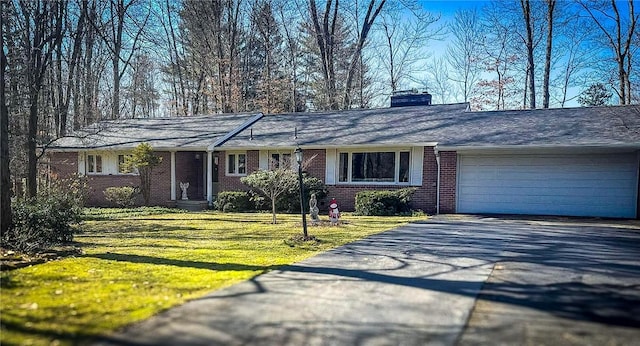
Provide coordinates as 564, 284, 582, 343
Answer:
123, 143, 162, 206
241, 155, 317, 224
241, 166, 298, 224
579, 83, 612, 106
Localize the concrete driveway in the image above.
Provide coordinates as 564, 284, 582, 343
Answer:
95, 215, 640, 346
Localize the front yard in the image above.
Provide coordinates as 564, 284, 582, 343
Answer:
1, 208, 422, 346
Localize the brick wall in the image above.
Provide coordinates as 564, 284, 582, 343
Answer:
49, 152, 77, 179
50, 151, 173, 207
438, 151, 457, 213
52, 147, 460, 212
324, 148, 438, 213
218, 150, 259, 192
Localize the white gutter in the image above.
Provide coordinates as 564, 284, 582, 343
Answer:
434, 146, 441, 215
218, 142, 440, 151
436, 143, 640, 153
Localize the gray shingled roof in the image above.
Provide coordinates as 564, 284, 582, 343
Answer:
222, 103, 470, 148
220, 104, 640, 149
51, 104, 640, 151
51, 113, 261, 150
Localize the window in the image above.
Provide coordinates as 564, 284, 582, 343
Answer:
87, 154, 102, 174
270, 152, 292, 169
338, 150, 410, 184
227, 152, 246, 175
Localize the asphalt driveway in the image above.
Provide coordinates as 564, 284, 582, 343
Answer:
96, 215, 640, 346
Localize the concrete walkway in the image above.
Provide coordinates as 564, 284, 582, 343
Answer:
95, 215, 640, 346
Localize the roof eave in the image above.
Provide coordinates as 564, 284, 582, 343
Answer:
435, 143, 640, 154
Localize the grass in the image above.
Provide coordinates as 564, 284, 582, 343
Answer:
1, 209, 423, 346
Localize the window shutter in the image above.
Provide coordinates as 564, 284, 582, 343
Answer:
259, 150, 269, 170
410, 146, 424, 186
325, 148, 337, 185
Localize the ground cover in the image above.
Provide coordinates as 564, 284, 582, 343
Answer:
1, 208, 422, 346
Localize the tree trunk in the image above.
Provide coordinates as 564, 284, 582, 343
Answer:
309, 0, 339, 110
542, 0, 555, 109
271, 197, 277, 224
1, 6, 11, 235
343, 0, 386, 109
27, 91, 38, 198
520, 0, 536, 109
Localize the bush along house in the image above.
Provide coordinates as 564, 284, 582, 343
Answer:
49, 93, 640, 219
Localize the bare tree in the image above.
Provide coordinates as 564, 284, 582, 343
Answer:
579, 0, 638, 104
446, 8, 482, 103
14, 0, 63, 197
342, 0, 386, 109
376, 1, 439, 94
93, 0, 150, 118
520, 0, 536, 109
541, 0, 556, 108
424, 57, 453, 104
307, 0, 386, 110
1, 0, 11, 235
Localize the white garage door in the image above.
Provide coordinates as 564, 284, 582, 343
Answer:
457, 153, 638, 218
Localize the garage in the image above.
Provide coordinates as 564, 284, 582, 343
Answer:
457, 152, 639, 218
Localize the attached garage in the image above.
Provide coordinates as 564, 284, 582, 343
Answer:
457, 152, 639, 218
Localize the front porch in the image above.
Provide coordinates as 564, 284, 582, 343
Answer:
170, 151, 219, 209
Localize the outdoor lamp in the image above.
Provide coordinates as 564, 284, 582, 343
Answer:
294, 147, 308, 238
294, 147, 303, 165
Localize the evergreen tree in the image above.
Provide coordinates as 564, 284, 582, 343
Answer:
578, 83, 612, 106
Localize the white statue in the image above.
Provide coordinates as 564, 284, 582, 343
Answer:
309, 193, 320, 225
179, 182, 189, 200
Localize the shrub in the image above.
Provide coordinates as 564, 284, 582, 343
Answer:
274, 175, 328, 213
3, 177, 87, 253
104, 186, 139, 207
214, 191, 252, 212
354, 188, 417, 216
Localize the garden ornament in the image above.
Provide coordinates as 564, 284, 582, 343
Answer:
329, 198, 340, 226
309, 193, 320, 225
179, 182, 189, 200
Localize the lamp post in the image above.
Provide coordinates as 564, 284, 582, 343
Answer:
294, 147, 308, 238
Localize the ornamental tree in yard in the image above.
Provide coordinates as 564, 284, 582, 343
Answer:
123, 143, 162, 206
241, 155, 317, 224
241, 164, 298, 224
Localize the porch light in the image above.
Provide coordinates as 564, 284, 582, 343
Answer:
294, 147, 308, 238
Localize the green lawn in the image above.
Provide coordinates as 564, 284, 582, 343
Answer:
1, 209, 422, 346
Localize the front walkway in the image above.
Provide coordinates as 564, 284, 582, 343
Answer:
95, 215, 640, 346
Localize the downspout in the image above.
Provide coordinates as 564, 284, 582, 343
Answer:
207, 150, 213, 207
434, 146, 441, 215
170, 151, 176, 201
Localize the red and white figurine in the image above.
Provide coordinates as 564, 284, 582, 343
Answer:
329, 198, 340, 226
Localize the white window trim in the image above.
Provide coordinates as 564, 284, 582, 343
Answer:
336, 148, 412, 185
268, 150, 293, 170
226, 151, 248, 176
82, 151, 139, 176
86, 153, 104, 175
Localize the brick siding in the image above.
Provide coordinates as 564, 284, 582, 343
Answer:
324, 148, 438, 213
49, 152, 77, 179
218, 150, 259, 192
50, 147, 460, 213
50, 151, 173, 207
438, 151, 457, 213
